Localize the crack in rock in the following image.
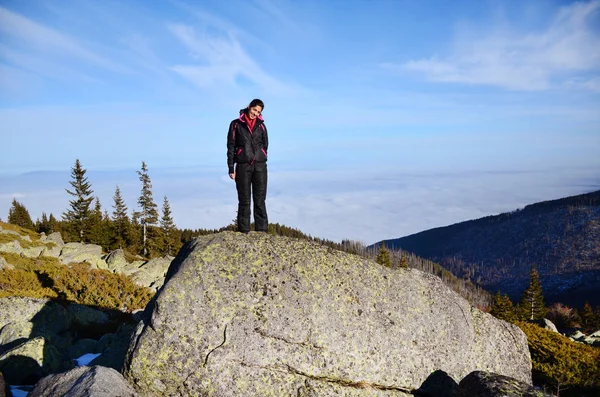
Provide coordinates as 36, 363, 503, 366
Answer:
239, 361, 418, 393
255, 327, 324, 350
204, 323, 228, 367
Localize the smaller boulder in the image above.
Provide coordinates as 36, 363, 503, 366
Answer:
0, 240, 22, 255
67, 304, 109, 328
46, 232, 64, 246
59, 243, 103, 266
130, 257, 172, 291
0, 337, 64, 384
69, 339, 101, 360
541, 318, 558, 333
0, 321, 33, 348
0, 371, 7, 397
0, 256, 14, 270
28, 365, 140, 397
21, 246, 45, 258
105, 249, 129, 273
457, 371, 551, 397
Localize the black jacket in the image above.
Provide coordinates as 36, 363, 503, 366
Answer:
227, 111, 269, 174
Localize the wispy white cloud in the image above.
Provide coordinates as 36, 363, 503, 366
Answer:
396, 1, 600, 91
0, 6, 126, 73
167, 19, 306, 96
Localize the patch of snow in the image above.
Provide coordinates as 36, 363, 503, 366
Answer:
75, 352, 102, 366
10, 385, 33, 397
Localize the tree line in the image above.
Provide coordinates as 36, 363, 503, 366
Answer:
490, 264, 600, 331
7, 159, 182, 258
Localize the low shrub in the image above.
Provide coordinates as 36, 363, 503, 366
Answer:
0, 253, 153, 312
517, 321, 600, 396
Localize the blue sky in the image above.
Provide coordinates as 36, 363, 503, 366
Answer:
1, 0, 599, 244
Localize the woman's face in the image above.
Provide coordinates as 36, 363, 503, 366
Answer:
247, 105, 263, 120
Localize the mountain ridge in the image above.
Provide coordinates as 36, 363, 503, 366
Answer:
379, 190, 600, 307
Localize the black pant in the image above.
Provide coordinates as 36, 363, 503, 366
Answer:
235, 162, 268, 232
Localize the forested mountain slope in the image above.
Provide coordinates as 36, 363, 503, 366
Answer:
381, 191, 600, 307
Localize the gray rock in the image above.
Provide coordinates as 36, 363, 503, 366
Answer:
0, 371, 6, 397
105, 249, 129, 273
67, 304, 109, 328
69, 338, 101, 359
0, 297, 71, 334
40, 243, 62, 258
0, 229, 21, 237
96, 333, 115, 353
59, 243, 104, 267
590, 329, 600, 338
90, 324, 136, 372
541, 318, 558, 333
124, 232, 532, 397
46, 232, 64, 246
457, 371, 551, 397
39, 232, 47, 241
0, 337, 65, 384
0, 321, 33, 347
129, 256, 172, 291
22, 235, 32, 242
569, 330, 585, 340
21, 246, 46, 258
0, 256, 14, 270
28, 365, 140, 397
0, 240, 22, 255
121, 261, 144, 276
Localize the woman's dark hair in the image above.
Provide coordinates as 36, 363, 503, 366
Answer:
249, 98, 264, 110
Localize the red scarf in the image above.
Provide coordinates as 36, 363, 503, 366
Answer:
245, 114, 256, 132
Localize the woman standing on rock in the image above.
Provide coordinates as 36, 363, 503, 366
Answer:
227, 99, 269, 233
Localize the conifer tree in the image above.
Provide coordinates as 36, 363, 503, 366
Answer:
8, 199, 35, 230
376, 242, 392, 267
518, 264, 546, 321
579, 302, 597, 333
399, 252, 409, 268
490, 292, 517, 323
36, 212, 50, 234
63, 159, 94, 242
160, 196, 177, 256
112, 185, 130, 249
88, 197, 111, 247
136, 161, 159, 256
48, 213, 58, 234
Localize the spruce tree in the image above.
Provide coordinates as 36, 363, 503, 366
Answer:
518, 264, 546, 321
36, 212, 50, 234
399, 252, 409, 268
376, 242, 392, 267
160, 196, 177, 256
63, 159, 94, 242
8, 198, 35, 230
48, 213, 58, 234
136, 161, 159, 257
579, 302, 596, 333
112, 185, 130, 249
490, 292, 517, 323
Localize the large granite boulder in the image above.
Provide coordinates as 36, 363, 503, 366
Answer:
28, 365, 140, 397
457, 371, 551, 397
125, 232, 531, 396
